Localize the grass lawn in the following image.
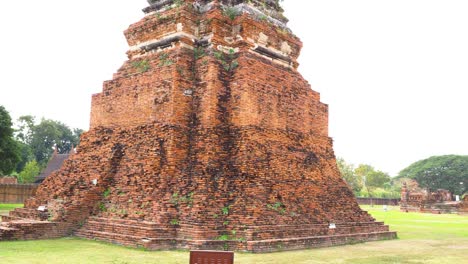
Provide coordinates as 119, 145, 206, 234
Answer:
0, 204, 22, 217
0, 205, 467, 264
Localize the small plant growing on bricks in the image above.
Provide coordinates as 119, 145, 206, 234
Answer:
131, 59, 151, 73
159, 52, 173, 66
267, 202, 286, 215
193, 47, 206, 60
103, 188, 111, 198
223, 6, 241, 20
214, 49, 238, 72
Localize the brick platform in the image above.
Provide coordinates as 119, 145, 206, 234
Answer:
0, 0, 396, 251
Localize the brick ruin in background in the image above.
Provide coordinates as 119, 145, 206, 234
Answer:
400, 180, 463, 214
0, 0, 396, 251
460, 195, 468, 215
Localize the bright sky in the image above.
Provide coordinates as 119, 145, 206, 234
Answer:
0, 0, 467, 176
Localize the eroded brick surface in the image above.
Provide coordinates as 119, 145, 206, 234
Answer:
400, 181, 461, 214
460, 196, 468, 215
0, 0, 396, 251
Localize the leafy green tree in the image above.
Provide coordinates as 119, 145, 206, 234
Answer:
398, 155, 468, 195
17, 160, 41, 183
355, 164, 391, 198
15, 115, 35, 144
16, 116, 83, 165
337, 158, 362, 193
0, 106, 21, 175
15, 141, 34, 172
367, 170, 391, 191
355, 164, 373, 195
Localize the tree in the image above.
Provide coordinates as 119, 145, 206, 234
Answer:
15, 115, 35, 144
17, 160, 41, 183
16, 116, 83, 165
398, 155, 468, 195
15, 141, 34, 172
337, 158, 362, 193
355, 164, 391, 198
367, 170, 391, 191
0, 106, 21, 175
355, 164, 373, 196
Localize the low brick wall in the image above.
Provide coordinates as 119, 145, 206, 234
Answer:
357, 198, 400, 206
0, 184, 38, 204
0, 177, 18, 184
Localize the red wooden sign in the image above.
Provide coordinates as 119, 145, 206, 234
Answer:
190, 250, 234, 264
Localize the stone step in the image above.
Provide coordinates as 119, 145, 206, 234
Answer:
0, 224, 22, 240
87, 217, 163, 228
75, 229, 188, 250
0, 225, 19, 231
83, 219, 176, 238
248, 222, 386, 231
246, 231, 398, 253
85, 219, 160, 230
1, 215, 23, 222
248, 224, 390, 240
233, 221, 386, 232
75, 229, 157, 247
9, 208, 48, 221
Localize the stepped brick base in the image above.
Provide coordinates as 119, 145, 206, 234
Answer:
73, 217, 396, 252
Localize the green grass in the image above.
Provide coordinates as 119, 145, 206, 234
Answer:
362, 205, 468, 240
0, 204, 22, 217
0, 204, 23, 211
0, 205, 467, 263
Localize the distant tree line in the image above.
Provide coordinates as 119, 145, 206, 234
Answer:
338, 155, 468, 199
396, 155, 467, 195
337, 158, 399, 199
0, 106, 83, 183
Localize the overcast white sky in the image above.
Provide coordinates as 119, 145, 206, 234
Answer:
0, 0, 467, 176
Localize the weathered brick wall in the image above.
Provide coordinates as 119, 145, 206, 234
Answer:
230, 53, 328, 136
0, 177, 18, 184
90, 57, 176, 128
0, 184, 37, 204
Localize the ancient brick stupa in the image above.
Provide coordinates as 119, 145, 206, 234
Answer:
0, 0, 396, 252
